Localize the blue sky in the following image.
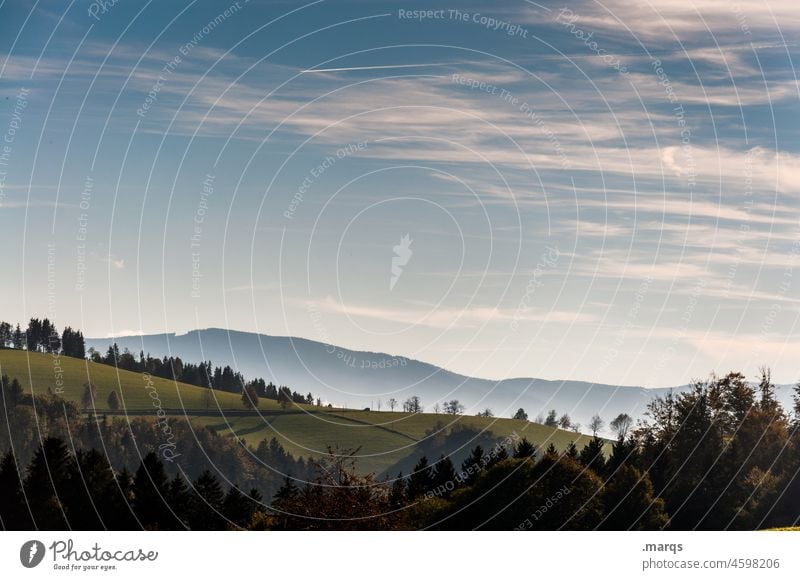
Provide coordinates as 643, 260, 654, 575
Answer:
1, 0, 799, 387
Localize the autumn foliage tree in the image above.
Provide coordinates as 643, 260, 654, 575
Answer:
271, 447, 404, 530
241, 385, 259, 410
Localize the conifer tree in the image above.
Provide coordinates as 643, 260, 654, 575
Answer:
132, 452, 171, 530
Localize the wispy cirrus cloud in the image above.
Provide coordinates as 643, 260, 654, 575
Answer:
297, 296, 598, 330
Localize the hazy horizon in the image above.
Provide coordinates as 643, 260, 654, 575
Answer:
80, 325, 800, 390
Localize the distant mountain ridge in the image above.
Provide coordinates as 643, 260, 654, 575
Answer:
86, 328, 796, 432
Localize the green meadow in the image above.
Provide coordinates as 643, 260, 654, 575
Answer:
0, 349, 596, 474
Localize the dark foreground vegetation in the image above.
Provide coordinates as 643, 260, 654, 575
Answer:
2, 366, 800, 530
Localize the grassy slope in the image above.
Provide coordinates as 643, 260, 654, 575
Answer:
193, 410, 597, 475
1, 349, 597, 474
0, 348, 266, 411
